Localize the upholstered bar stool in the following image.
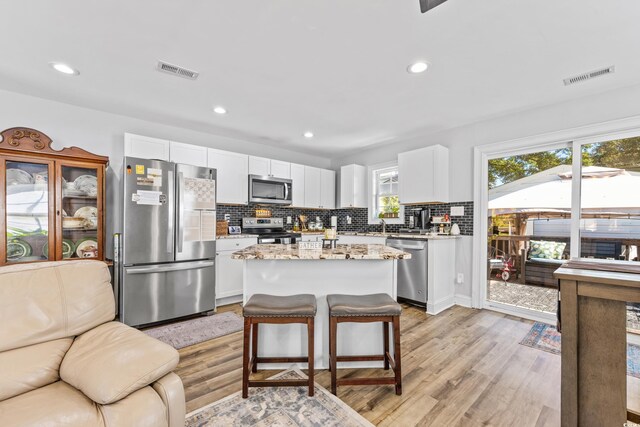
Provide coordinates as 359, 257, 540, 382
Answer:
327, 293, 402, 396
242, 293, 317, 398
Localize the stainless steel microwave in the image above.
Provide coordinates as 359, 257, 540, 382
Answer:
249, 175, 293, 205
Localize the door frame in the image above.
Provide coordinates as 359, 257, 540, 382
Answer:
472, 115, 640, 320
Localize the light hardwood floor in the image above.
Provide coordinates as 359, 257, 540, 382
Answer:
175, 304, 638, 426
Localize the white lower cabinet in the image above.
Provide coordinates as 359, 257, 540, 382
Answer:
427, 239, 456, 315
216, 237, 256, 305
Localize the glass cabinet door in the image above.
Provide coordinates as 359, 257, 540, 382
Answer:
59, 164, 102, 260
4, 159, 54, 263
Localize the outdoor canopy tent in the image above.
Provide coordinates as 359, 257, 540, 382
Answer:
488, 165, 640, 217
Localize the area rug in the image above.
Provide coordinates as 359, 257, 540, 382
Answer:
520, 322, 640, 379
143, 312, 243, 349
185, 368, 374, 427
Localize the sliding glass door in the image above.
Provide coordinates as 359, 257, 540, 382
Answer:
484, 134, 640, 328
486, 146, 572, 316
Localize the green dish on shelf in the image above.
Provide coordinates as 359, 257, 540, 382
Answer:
7, 239, 32, 261
42, 239, 75, 259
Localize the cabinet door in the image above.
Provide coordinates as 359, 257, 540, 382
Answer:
320, 169, 336, 209
290, 163, 305, 207
169, 141, 207, 167
248, 156, 270, 176
398, 145, 449, 204
215, 251, 244, 300
339, 164, 365, 208
207, 149, 248, 204
270, 160, 291, 179
57, 161, 105, 261
124, 133, 170, 161
304, 166, 321, 208
1, 157, 55, 265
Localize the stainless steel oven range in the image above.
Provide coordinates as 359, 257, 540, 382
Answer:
242, 217, 301, 244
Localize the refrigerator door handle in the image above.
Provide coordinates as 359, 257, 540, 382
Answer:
126, 260, 214, 275
177, 171, 184, 253
167, 170, 175, 254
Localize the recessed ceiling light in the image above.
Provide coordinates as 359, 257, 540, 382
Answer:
213, 106, 227, 115
407, 61, 429, 74
303, 131, 314, 139
49, 62, 79, 75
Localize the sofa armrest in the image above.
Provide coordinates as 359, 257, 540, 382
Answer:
60, 321, 179, 405
152, 372, 186, 427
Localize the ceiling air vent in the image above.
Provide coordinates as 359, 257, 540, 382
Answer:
156, 61, 199, 80
563, 66, 615, 86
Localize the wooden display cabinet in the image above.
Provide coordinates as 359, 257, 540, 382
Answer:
0, 127, 108, 265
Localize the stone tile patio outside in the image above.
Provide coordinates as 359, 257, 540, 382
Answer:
487, 279, 640, 332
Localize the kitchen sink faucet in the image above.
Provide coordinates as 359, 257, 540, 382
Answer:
380, 218, 386, 234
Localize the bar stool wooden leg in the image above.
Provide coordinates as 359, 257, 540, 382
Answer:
383, 321, 390, 370
330, 316, 338, 395
307, 317, 314, 396
327, 316, 331, 373
251, 323, 259, 373
242, 317, 251, 398
392, 315, 402, 395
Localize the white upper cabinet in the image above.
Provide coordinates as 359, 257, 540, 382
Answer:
398, 144, 449, 204
208, 148, 249, 205
124, 133, 170, 161
304, 166, 321, 208
270, 160, 291, 179
290, 163, 305, 207
339, 164, 367, 208
320, 169, 336, 209
249, 156, 291, 179
248, 156, 270, 176
303, 166, 335, 209
169, 141, 207, 167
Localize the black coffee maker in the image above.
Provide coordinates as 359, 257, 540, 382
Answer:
412, 208, 432, 230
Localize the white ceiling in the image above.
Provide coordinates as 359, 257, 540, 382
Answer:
1, 0, 639, 158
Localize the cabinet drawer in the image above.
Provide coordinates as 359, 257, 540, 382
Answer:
217, 237, 257, 251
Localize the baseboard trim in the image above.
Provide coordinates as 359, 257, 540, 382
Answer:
427, 295, 456, 315
454, 295, 472, 308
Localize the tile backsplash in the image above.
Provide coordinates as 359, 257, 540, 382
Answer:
218, 201, 474, 236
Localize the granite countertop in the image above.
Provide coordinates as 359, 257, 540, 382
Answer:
231, 243, 412, 260
218, 234, 259, 239
339, 232, 460, 240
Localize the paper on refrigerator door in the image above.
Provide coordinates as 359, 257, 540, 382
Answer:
183, 210, 202, 242
200, 211, 216, 241
132, 190, 162, 206
183, 177, 216, 210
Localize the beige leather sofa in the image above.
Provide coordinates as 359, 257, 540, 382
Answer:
0, 261, 186, 426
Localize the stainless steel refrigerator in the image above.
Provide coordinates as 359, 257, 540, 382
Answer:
119, 157, 217, 327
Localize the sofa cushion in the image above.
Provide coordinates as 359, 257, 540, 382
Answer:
0, 338, 73, 401
528, 240, 566, 260
60, 321, 179, 405
99, 385, 168, 427
0, 260, 115, 352
0, 381, 104, 427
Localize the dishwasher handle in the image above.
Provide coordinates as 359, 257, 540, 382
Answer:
387, 239, 427, 251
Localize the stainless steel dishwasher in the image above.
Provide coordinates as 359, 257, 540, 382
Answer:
387, 239, 428, 307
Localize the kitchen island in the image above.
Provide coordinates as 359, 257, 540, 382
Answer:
232, 243, 410, 369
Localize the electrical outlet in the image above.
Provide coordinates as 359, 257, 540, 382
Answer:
346, 216, 352, 225
456, 273, 464, 284
224, 214, 231, 221
286, 216, 292, 224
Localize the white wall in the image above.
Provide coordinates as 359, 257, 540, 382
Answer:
0, 89, 332, 256
332, 82, 640, 300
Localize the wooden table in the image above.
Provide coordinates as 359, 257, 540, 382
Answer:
555, 261, 640, 426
